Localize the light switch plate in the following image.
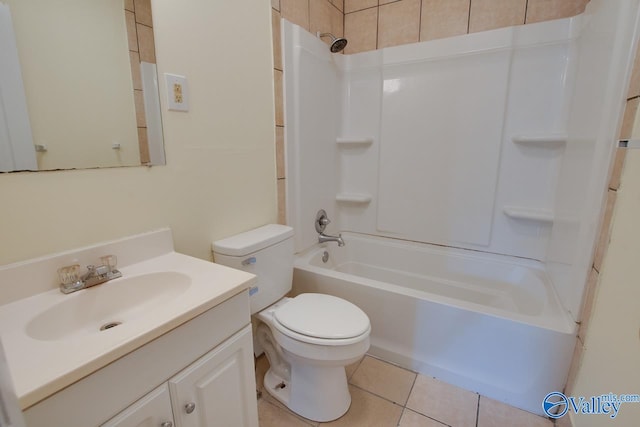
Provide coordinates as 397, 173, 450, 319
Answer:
164, 73, 189, 111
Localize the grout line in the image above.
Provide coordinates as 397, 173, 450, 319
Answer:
375, 6, 380, 52
524, 0, 529, 25
349, 383, 407, 407
418, 0, 423, 42
364, 353, 418, 374
344, 5, 379, 15
328, 0, 343, 15
342, 0, 345, 39
403, 406, 453, 427
136, 22, 153, 30
466, 0, 472, 34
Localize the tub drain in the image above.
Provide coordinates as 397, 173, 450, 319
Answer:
100, 321, 122, 331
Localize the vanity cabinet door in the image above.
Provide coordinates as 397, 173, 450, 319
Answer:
101, 383, 174, 427
168, 325, 258, 427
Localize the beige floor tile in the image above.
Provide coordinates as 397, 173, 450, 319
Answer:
321, 385, 403, 426
477, 396, 553, 427
399, 408, 447, 426
406, 375, 478, 427
258, 398, 316, 427
350, 356, 416, 405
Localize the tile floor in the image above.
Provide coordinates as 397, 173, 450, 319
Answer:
256, 354, 555, 427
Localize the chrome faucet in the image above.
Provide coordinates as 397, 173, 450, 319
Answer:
315, 209, 345, 247
58, 255, 122, 294
318, 232, 344, 247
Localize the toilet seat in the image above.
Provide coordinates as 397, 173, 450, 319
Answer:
270, 294, 370, 346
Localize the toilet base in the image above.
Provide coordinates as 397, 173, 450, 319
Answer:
263, 364, 351, 422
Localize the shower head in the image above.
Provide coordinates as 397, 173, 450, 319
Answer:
317, 32, 348, 53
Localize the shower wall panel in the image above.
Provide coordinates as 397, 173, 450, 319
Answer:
377, 50, 510, 247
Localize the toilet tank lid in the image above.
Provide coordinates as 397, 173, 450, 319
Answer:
213, 224, 294, 256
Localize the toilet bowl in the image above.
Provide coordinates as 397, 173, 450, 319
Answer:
256, 294, 370, 421
213, 224, 371, 422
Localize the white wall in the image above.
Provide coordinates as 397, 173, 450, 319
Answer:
0, 0, 277, 266
569, 150, 640, 425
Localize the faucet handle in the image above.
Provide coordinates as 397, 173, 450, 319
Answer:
100, 255, 118, 272
57, 264, 81, 285
315, 209, 331, 233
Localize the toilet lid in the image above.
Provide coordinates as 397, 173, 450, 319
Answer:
274, 293, 370, 340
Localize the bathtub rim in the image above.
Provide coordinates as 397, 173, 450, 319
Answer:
294, 232, 576, 335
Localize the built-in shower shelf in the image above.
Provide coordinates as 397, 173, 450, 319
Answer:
512, 134, 567, 146
336, 137, 373, 146
503, 206, 554, 223
335, 193, 372, 204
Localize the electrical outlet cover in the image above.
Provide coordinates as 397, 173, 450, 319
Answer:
164, 73, 189, 112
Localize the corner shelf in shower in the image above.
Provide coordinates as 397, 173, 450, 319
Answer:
503, 206, 554, 223
511, 134, 567, 146
335, 193, 372, 204
336, 137, 373, 146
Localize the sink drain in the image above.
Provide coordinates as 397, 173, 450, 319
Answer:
100, 321, 122, 331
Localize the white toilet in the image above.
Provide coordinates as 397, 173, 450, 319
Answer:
213, 224, 370, 422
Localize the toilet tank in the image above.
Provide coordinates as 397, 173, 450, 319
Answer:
213, 224, 294, 314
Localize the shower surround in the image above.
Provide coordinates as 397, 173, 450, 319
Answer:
282, 0, 640, 415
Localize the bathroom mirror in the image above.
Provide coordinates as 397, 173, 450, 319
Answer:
0, 0, 165, 172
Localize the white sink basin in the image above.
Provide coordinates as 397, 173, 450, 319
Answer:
25, 272, 191, 341
0, 241, 257, 409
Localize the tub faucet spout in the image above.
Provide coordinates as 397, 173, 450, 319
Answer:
318, 232, 344, 247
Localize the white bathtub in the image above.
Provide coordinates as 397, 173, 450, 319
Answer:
292, 232, 576, 415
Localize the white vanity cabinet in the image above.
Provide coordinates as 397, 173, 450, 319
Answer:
169, 325, 256, 427
103, 325, 256, 427
24, 291, 258, 427
102, 384, 174, 427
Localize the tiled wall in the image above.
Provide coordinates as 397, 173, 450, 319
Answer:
125, 0, 157, 165
343, 0, 589, 54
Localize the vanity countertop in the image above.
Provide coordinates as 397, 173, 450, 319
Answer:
0, 250, 255, 409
